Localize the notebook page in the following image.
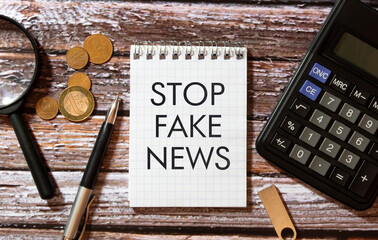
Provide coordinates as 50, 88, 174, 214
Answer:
129, 44, 247, 207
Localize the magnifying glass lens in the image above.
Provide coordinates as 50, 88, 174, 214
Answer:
0, 16, 55, 199
0, 18, 35, 108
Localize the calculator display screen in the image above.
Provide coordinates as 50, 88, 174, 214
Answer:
333, 32, 378, 78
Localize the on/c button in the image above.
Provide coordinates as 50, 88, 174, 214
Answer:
299, 80, 322, 101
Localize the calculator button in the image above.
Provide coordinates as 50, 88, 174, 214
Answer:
329, 120, 351, 141
350, 86, 370, 106
319, 92, 341, 112
309, 109, 331, 130
349, 161, 377, 198
309, 63, 331, 83
358, 114, 378, 135
330, 167, 351, 187
299, 127, 321, 147
338, 149, 360, 170
329, 74, 350, 94
339, 103, 361, 123
369, 97, 378, 114
289, 144, 311, 165
309, 156, 331, 176
348, 131, 370, 152
270, 133, 291, 153
299, 80, 322, 101
369, 143, 378, 160
280, 116, 302, 136
290, 98, 311, 118
319, 138, 341, 158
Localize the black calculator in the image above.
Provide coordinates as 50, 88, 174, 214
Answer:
256, 0, 377, 210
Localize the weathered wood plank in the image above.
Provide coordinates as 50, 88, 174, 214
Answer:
148, 0, 378, 6
0, 115, 278, 174
0, 0, 377, 237
0, 228, 347, 240
0, 1, 330, 58
0, 171, 377, 230
7, 54, 290, 114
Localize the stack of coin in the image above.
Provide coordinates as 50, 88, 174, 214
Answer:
36, 34, 113, 122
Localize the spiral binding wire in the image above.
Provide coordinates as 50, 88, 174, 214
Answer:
132, 41, 245, 60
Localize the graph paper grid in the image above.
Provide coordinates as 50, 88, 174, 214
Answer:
129, 45, 247, 207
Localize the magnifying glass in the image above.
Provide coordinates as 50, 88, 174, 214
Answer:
0, 15, 56, 199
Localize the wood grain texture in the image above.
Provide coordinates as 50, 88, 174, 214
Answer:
0, 0, 377, 239
1, 1, 330, 57
0, 171, 377, 231
1, 228, 353, 240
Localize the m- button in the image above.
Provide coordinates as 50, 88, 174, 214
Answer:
350, 86, 370, 105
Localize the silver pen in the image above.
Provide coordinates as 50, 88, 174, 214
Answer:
62, 96, 120, 240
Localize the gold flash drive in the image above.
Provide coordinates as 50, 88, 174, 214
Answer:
258, 185, 297, 240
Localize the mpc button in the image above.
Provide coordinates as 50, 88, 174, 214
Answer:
309, 63, 331, 83
300, 80, 322, 101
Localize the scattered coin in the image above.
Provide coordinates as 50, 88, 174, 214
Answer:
36, 96, 59, 120
83, 34, 113, 64
66, 46, 89, 69
68, 72, 92, 90
58, 86, 95, 122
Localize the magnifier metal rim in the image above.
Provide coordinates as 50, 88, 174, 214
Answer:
0, 14, 39, 110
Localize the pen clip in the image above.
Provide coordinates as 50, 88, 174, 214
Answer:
75, 194, 95, 240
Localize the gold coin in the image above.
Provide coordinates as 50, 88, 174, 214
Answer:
66, 46, 89, 69
68, 72, 91, 90
83, 34, 113, 64
58, 86, 95, 122
36, 96, 58, 120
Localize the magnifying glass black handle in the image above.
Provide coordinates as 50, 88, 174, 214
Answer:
9, 112, 56, 199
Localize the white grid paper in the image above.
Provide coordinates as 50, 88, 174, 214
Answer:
130, 45, 247, 207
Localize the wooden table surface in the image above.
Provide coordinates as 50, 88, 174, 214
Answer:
0, 0, 377, 239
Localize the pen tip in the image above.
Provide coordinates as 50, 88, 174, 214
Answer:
106, 96, 120, 124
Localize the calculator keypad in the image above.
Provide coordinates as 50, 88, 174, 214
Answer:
348, 131, 370, 152
299, 127, 321, 147
330, 167, 351, 187
349, 161, 378, 197
309, 109, 331, 129
329, 74, 350, 94
319, 91, 341, 112
358, 114, 378, 135
309, 156, 331, 176
338, 149, 360, 170
369, 143, 378, 160
266, 61, 377, 203
280, 116, 302, 136
319, 138, 341, 158
329, 121, 351, 141
290, 98, 311, 118
339, 103, 361, 123
350, 86, 370, 105
289, 144, 311, 164
369, 97, 378, 114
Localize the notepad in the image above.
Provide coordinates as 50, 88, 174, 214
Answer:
129, 42, 247, 207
